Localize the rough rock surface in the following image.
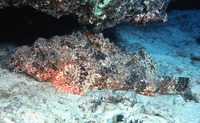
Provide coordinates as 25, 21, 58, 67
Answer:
9, 30, 189, 95
0, 78, 199, 123
184, 79, 200, 103
0, 0, 169, 30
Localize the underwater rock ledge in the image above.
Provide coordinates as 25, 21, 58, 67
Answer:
0, 0, 169, 30
9, 30, 189, 95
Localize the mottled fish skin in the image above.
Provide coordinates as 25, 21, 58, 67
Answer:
132, 76, 190, 96
156, 76, 190, 94
9, 30, 190, 95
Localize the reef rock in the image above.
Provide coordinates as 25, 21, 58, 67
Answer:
0, 0, 169, 30
184, 81, 200, 103
9, 30, 189, 95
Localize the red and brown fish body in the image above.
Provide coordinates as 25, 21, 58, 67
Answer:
9, 31, 189, 95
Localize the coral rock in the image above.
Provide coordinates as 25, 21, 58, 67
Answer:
9, 31, 189, 95
0, 0, 169, 30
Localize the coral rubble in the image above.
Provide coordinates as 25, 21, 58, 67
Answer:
9, 30, 189, 95
0, 0, 169, 30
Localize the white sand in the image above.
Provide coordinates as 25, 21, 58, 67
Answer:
0, 10, 200, 122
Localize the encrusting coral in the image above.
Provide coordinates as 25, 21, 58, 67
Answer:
9, 30, 189, 95
0, 0, 169, 31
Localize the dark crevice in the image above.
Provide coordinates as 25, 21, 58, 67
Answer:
0, 6, 81, 46
0, 1, 199, 47
167, 0, 200, 11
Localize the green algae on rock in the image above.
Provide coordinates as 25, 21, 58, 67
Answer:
0, 0, 169, 30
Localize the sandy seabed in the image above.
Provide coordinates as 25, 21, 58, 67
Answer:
0, 10, 200, 123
